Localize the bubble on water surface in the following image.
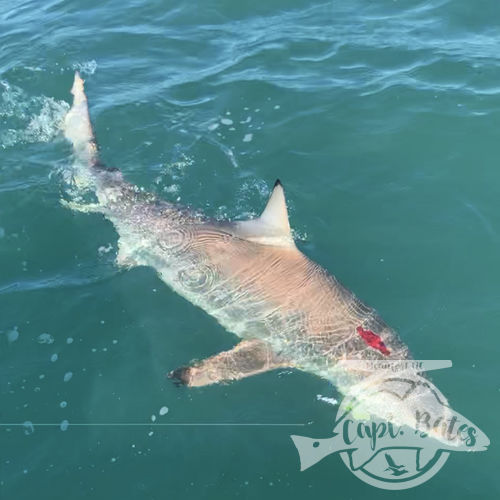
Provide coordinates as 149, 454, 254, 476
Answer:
159, 406, 168, 416
50, 353, 58, 362
6, 327, 19, 343
23, 421, 34, 435
63, 372, 73, 382
60, 420, 69, 431
37, 333, 54, 344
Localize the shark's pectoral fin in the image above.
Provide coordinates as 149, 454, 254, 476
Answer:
168, 339, 289, 387
115, 239, 140, 268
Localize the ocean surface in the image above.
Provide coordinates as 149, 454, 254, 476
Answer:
1, 0, 499, 498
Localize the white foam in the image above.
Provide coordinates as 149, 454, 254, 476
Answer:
98, 244, 113, 255
316, 394, 338, 406
0, 81, 69, 149
72, 60, 97, 76
25, 98, 69, 142
63, 372, 73, 382
163, 184, 179, 194
159, 406, 168, 416
220, 118, 233, 126
243, 133, 253, 143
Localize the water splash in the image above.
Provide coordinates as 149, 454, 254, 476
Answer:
72, 60, 97, 76
0, 80, 69, 149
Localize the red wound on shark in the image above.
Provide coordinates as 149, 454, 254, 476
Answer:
356, 326, 391, 356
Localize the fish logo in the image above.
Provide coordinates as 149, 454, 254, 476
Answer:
291, 362, 489, 490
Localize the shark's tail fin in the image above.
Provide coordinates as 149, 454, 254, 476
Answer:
64, 72, 99, 167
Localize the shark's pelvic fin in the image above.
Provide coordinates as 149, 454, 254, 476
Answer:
230, 180, 295, 248
169, 339, 289, 387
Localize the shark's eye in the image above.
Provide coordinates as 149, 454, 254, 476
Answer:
313, 441, 320, 448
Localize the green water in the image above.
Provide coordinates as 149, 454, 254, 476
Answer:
1, 0, 498, 498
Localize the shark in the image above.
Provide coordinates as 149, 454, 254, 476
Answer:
63, 72, 454, 432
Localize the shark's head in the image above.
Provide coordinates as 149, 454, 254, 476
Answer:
337, 368, 490, 453
339, 369, 454, 440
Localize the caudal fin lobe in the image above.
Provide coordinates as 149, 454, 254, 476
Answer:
64, 71, 98, 165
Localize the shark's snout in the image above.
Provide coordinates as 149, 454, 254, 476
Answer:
168, 366, 192, 386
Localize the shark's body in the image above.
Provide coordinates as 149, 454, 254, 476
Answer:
63, 73, 438, 428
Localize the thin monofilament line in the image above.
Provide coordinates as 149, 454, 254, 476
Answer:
0, 422, 307, 427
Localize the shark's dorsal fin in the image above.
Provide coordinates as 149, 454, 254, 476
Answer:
231, 179, 295, 248
260, 179, 291, 233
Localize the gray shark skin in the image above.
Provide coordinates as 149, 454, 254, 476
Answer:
63, 72, 450, 431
